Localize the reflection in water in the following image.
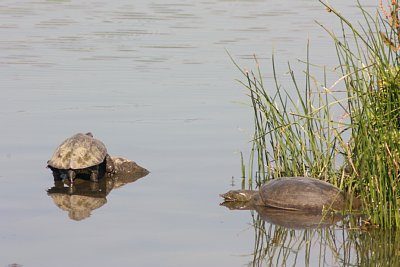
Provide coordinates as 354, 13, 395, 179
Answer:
47, 157, 149, 221
354, 229, 400, 266
222, 201, 351, 266
47, 177, 113, 221
223, 203, 400, 266
249, 215, 344, 267
222, 201, 342, 229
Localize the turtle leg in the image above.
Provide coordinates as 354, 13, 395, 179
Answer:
105, 154, 115, 176
51, 168, 62, 181
90, 166, 99, 182
68, 169, 76, 185
90, 181, 100, 191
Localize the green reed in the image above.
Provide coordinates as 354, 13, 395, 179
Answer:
234, 0, 400, 228
231, 50, 348, 186
319, 0, 400, 229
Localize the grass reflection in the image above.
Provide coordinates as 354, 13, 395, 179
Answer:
247, 211, 400, 266
251, 215, 345, 266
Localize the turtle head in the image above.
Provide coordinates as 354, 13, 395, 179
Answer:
85, 132, 94, 138
220, 190, 254, 202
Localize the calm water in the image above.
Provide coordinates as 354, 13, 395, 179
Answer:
0, 0, 387, 266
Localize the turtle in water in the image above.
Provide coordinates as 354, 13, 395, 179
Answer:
47, 132, 115, 184
221, 177, 360, 212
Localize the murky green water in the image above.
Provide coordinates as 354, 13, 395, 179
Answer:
0, 0, 392, 266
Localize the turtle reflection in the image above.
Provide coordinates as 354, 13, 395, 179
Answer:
47, 179, 112, 221
221, 201, 342, 229
222, 194, 357, 266
47, 157, 149, 221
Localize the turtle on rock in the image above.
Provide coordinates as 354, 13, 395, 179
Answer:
47, 132, 115, 184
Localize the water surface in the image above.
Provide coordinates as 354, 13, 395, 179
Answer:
0, 0, 381, 266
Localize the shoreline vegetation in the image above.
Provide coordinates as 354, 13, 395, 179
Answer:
234, 0, 400, 229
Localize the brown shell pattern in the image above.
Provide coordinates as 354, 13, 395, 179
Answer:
259, 177, 345, 211
48, 133, 107, 170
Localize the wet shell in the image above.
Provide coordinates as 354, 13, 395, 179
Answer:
48, 133, 107, 170
259, 177, 347, 211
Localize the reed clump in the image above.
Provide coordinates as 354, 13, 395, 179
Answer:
235, 0, 400, 229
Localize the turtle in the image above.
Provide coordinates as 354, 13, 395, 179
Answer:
220, 177, 360, 212
47, 132, 115, 184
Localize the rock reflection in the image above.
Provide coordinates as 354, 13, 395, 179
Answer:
47, 157, 149, 221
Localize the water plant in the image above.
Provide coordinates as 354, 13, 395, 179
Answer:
320, 0, 400, 229
234, 0, 400, 229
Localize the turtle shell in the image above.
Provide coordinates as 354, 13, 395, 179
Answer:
259, 177, 346, 211
48, 133, 107, 170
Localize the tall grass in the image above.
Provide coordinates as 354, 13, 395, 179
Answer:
231, 51, 349, 187
234, 0, 400, 229
320, 0, 400, 229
